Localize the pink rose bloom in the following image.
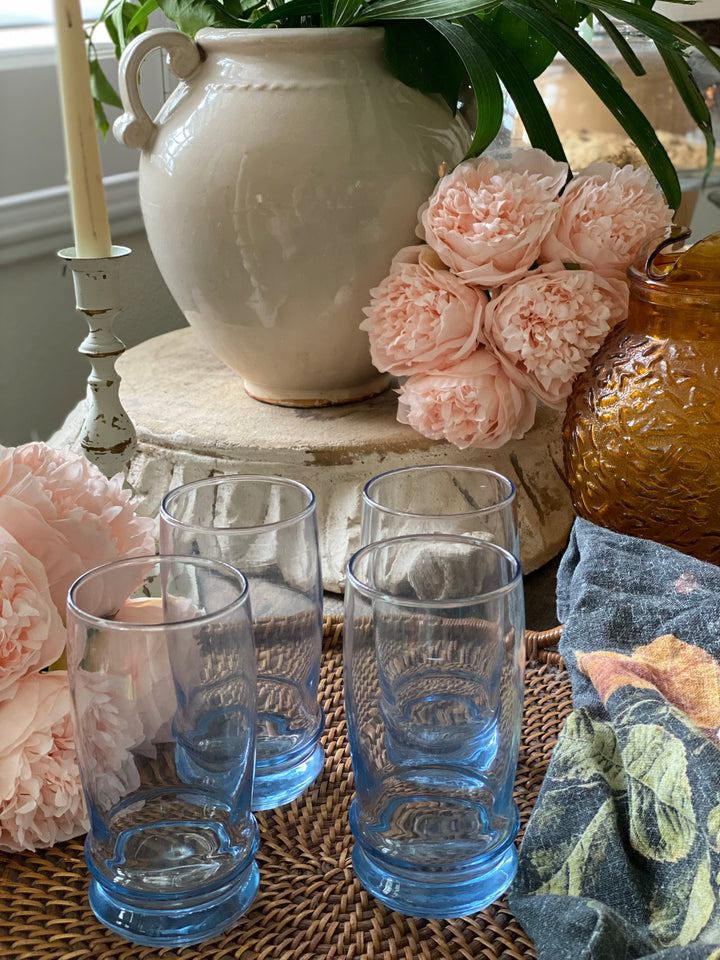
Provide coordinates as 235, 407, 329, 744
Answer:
483, 267, 629, 408
417, 148, 568, 287
541, 162, 673, 278
0, 528, 67, 702
0, 671, 87, 852
0, 443, 155, 615
360, 246, 485, 375
397, 349, 537, 450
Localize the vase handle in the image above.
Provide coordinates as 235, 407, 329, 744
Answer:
113, 28, 202, 150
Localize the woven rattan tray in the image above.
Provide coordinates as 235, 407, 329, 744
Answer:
0, 616, 571, 960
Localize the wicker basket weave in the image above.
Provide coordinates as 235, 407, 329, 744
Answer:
0, 616, 570, 960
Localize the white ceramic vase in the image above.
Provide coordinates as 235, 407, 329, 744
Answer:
116, 27, 470, 406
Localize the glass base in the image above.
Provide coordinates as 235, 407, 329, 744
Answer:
252, 740, 325, 810
351, 829, 518, 918
88, 861, 260, 947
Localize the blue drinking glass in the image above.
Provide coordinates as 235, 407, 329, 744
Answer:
344, 534, 525, 918
159, 475, 324, 810
361, 465, 519, 557
66, 555, 259, 947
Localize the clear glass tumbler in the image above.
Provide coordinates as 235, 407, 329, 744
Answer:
361, 465, 518, 555
66, 555, 259, 948
159, 475, 324, 810
344, 534, 525, 917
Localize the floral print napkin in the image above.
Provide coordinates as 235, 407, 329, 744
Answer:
509, 517, 720, 960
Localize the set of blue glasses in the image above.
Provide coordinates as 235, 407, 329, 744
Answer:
65, 466, 525, 947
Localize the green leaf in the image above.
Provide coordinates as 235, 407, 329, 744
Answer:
222, 0, 249, 14
353, 0, 500, 23
111, 0, 130, 51
623, 723, 696, 863
320, 0, 333, 24
382, 20, 465, 112
429, 18, 504, 157
585, 0, 720, 73
479, 6, 559, 79
656, 44, 715, 184
482, 0, 586, 78
551, 0, 589, 29
92, 0, 124, 58
93, 98, 110, 140
126, 0, 159, 33
87, 0, 155, 124
102, 13, 121, 56
250, 0, 322, 26
593, 10, 645, 76
504, 0, 681, 210
459, 14, 568, 163
331, 0, 363, 24
89, 59, 123, 109
156, 0, 245, 32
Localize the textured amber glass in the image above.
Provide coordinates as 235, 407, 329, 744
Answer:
562, 232, 720, 564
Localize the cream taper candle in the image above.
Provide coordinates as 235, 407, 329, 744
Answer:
53, 0, 112, 258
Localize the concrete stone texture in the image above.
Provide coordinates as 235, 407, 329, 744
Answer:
52, 327, 574, 593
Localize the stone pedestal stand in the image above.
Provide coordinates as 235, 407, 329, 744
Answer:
51, 327, 574, 593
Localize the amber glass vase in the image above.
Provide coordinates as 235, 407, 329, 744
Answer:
562, 230, 720, 564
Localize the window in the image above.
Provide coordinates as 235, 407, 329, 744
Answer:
0, 1, 108, 28
0, 3, 168, 264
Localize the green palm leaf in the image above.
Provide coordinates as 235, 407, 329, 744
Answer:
593, 10, 645, 75
656, 44, 715, 183
353, 0, 500, 23
505, 0, 681, 209
585, 0, 720, 71
429, 18, 505, 157
459, 14, 568, 163
331, 0, 363, 25
382, 20, 466, 111
250, 0, 322, 25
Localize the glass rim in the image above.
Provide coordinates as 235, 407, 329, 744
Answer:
346, 533, 522, 608
67, 553, 250, 630
362, 465, 516, 520
159, 474, 316, 534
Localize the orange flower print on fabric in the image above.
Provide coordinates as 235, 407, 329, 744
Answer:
577, 635, 720, 743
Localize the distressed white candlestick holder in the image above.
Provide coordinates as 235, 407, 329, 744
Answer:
59, 245, 137, 478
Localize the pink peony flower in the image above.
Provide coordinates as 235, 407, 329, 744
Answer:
360, 246, 485, 375
72, 669, 144, 809
0, 671, 87, 852
0, 443, 155, 615
67, 597, 180, 753
0, 528, 67, 702
417, 148, 568, 287
108, 598, 178, 750
483, 267, 629, 408
540, 162, 673, 278
396, 349, 537, 449
0, 496, 84, 621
